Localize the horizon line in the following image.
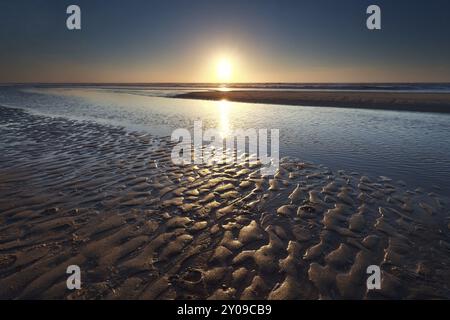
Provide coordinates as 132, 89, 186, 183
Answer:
2, 81, 450, 86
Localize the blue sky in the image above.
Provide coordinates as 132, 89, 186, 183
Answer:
1, 0, 449, 82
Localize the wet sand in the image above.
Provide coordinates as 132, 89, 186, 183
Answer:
174, 90, 450, 113
1, 105, 450, 299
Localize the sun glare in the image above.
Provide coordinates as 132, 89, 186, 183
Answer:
216, 59, 232, 82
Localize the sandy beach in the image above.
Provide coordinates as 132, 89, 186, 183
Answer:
1, 104, 450, 299
2, 0, 450, 307
175, 90, 450, 113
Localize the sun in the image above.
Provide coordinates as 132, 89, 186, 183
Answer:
216, 58, 232, 82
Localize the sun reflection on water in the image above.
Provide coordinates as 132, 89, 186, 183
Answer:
217, 99, 231, 138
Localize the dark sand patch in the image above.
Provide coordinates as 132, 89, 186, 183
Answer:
174, 90, 450, 113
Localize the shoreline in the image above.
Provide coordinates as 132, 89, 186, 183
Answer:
173, 90, 450, 113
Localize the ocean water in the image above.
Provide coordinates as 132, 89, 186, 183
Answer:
1, 85, 449, 194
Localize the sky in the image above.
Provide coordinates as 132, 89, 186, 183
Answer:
1, 0, 450, 83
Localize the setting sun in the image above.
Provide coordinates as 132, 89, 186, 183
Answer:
216, 58, 232, 82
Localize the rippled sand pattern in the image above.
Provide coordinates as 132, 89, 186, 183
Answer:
0, 106, 449, 299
